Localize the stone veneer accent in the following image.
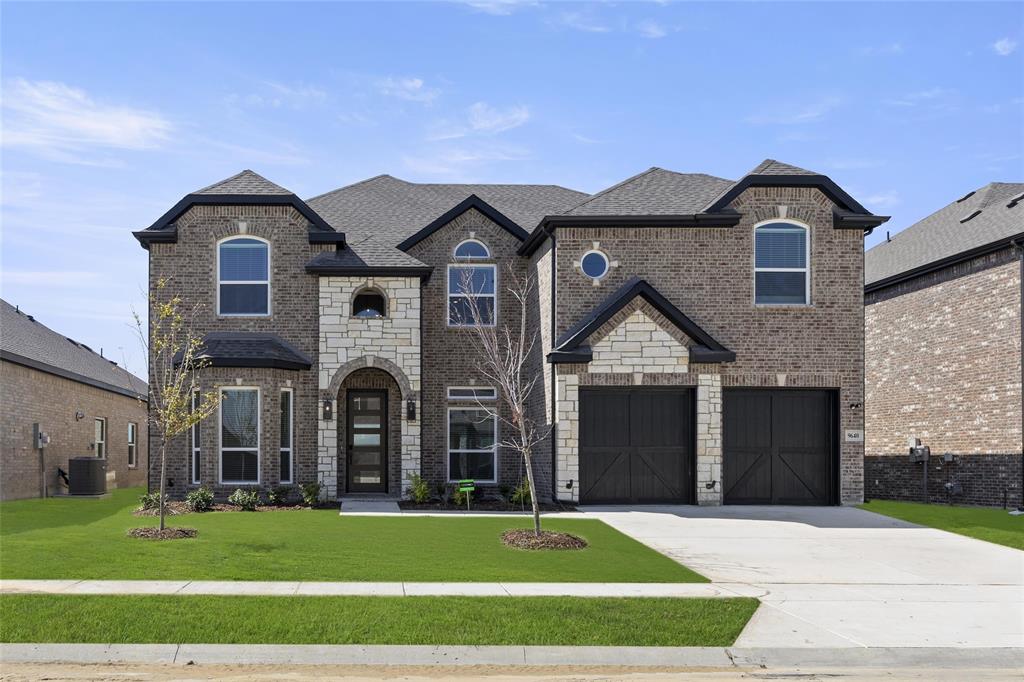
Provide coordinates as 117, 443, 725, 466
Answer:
317, 276, 421, 499
695, 373, 723, 505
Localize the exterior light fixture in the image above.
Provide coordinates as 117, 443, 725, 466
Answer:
322, 399, 333, 421
406, 398, 416, 421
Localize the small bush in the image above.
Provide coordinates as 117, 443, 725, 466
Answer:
185, 487, 214, 512
228, 488, 261, 511
510, 479, 532, 506
408, 474, 430, 504
300, 481, 322, 507
138, 491, 162, 510
452, 486, 471, 507
267, 485, 293, 506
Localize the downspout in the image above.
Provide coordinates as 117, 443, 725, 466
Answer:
146, 247, 152, 496
1016, 239, 1024, 511
549, 230, 559, 502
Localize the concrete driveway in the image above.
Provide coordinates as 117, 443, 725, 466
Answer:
580, 505, 1024, 648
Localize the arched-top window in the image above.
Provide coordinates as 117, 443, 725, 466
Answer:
453, 239, 490, 260
219, 237, 270, 316
352, 289, 387, 318
754, 221, 809, 305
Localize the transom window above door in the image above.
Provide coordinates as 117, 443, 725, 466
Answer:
754, 222, 809, 305
219, 237, 270, 316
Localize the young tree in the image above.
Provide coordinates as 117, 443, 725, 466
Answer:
455, 264, 548, 537
133, 279, 219, 531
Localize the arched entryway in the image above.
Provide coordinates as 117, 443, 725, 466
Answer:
338, 368, 403, 494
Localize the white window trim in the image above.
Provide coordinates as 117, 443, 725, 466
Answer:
753, 219, 811, 306
127, 422, 138, 469
447, 386, 498, 401
280, 387, 294, 484
580, 249, 610, 281
219, 386, 261, 485
217, 236, 272, 317
447, 263, 497, 328
191, 390, 201, 484
453, 238, 491, 260
446, 406, 498, 484
94, 417, 106, 459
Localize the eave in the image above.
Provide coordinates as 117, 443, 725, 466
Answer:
397, 194, 528, 252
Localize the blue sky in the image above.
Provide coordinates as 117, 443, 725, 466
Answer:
2, 1, 1022, 378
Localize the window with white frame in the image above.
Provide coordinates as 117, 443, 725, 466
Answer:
754, 222, 809, 305
280, 388, 293, 484
191, 390, 202, 484
93, 418, 106, 458
218, 237, 270, 316
447, 386, 498, 401
220, 387, 260, 484
448, 407, 497, 482
453, 238, 490, 259
127, 422, 138, 468
448, 264, 495, 326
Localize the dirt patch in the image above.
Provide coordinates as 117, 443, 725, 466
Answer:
127, 527, 198, 540
133, 502, 311, 516
501, 529, 588, 550
400, 500, 573, 513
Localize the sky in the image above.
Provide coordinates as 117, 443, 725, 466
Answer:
2, 1, 1022, 379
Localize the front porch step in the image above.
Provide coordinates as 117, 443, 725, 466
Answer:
338, 497, 401, 514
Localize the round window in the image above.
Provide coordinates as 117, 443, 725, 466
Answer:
581, 250, 610, 280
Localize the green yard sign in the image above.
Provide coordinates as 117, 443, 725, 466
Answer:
458, 479, 475, 511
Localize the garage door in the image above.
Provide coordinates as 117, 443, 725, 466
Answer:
723, 389, 837, 505
579, 388, 694, 504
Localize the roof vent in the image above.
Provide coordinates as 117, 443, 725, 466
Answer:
959, 209, 982, 223
1008, 192, 1024, 209
956, 190, 976, 203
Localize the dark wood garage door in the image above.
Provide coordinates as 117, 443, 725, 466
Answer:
579, 388, 694, 504
723, 389, 837, 505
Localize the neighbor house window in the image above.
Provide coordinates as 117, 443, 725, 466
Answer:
352, 290, 386, 318
754, 222, 809, 305
93, 418, 106, 458
220, 387, 260, 484
191, 390, 201, 484
448, 407, 497, 483
453, 239, 490, 259
280, 388, 293, 484
127, 422, 138, 468
218, 237, 270, 316
448, 264, 496, 326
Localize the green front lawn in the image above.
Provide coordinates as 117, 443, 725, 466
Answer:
0, 488, 704, 582
861, 500, 1024, 551
0, 594, 757, 646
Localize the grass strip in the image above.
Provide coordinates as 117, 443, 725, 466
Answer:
0, 595, 758, 647
860, 500, 1023, 551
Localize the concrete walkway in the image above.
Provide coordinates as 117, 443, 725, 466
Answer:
580, 504, 1024, 649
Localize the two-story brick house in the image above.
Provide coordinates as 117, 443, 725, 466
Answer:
134, 159, 886, 505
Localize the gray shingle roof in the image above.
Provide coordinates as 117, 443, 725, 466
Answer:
0, 299, 147, 398
306, 175, 586, 268
192, 332, 312, 370
563, 168, 734, 216
865, 182, 1024, 287
746, 159, 820, 176
195, 170, 292, 195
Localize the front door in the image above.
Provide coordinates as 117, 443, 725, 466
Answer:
346, 390, 387, 493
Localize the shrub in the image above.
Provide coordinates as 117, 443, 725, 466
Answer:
228, 488, 260, 511
139, 491, 162, 510
452, 486, 471, 508
510, 479, 531, 506
185, 487, 214, 512
408, 474, 430, 504
267, 485, 293, 506
300, 481, 322, 507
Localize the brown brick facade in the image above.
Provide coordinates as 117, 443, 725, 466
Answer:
865, 246, 1023, 506
1, 360, 148, 500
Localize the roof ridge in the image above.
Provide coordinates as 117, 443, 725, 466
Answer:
194, 169, 292, 195
306, 174, 401, 202
559, 167, 663, 215
194, 169, 251, 194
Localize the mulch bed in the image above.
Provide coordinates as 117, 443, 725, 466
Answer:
501, 529, 588, 550
133, 501, 311, 517
398, 500, 573, 513
127, 527, 198, 540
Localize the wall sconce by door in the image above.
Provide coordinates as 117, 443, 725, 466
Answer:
406, 399, 416, 421
322, 399, 333, 421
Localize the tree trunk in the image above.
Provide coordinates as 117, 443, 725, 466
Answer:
522, 447, 541, 537
158, 438, 168, 532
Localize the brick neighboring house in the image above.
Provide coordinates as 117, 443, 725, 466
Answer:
0, 299, 148, 500
865, 183, 1024, 507
133, 160, 886, 505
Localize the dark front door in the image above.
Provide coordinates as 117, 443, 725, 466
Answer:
579, 388, 694, 504
723, 389, 837, 505
346, 390, 387, 493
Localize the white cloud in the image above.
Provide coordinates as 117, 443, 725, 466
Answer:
376, 76, 440, 103
993, 37, 1018, 56
226, 81, 327, 109
468, 102, 530, 133
863, 190, 901, 210
747, 95, 842, 125
458, 0, 538, 15
636, 20, 668, 39
858, 42, 904, 56
1, 79, 172, 162
402, 143, 531, 178
558, 11, 610, 33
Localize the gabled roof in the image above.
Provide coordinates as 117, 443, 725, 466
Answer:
745, 159, 821, 176
396, 194, 529, 250
562, 168, 734, 216
187, 332, 312, 371
0, 299, 147, 399
195, 169, 292, 195
865, 182, 1024, 290
549, 277, 736, 364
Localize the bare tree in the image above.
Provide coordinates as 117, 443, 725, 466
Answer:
454, 263, 548, 537
133, 279, 219, 531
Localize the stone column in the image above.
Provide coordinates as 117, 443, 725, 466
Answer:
317, 398, 338, 500
555, 373, 580, 502
696, 373, 723, 505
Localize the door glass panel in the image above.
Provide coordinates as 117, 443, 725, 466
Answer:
354, 473, 381, 483
353, 415, 381, 429
353, 433, 380, 446
352, 396, 381, 411
352, 451, 381, 466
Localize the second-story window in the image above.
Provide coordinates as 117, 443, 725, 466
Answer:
453, 239, 490, 259
219, 237, 270, 316
353, 289, 387, 318
754, 222, 809, 305
448, 264, 496, 326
